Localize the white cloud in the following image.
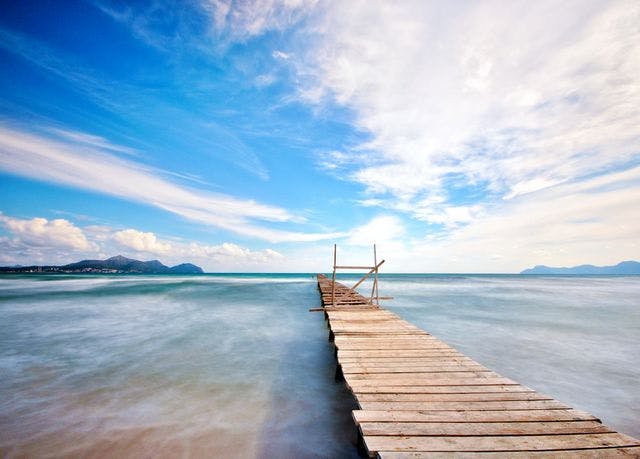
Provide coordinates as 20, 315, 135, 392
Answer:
0, 123, 342, 243
347, 215, 405, 246
111, 228, 285, 268
47, 128, 139, 157
272, 50, 291, 60
255, 73, 277, 87
113, 229, 172, 254
0, 212, 286, 270
298, 0, 640, 213
381, 166, 640, 272
180, 241, 284, 266
202, 0, 318, 40
0, 214, 94, 251
250, 0, 640, 270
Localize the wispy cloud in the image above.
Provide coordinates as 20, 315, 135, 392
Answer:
411, 166, 640, 271
0, 26, 272, 180
200, 0, 318, 42
0, 123, 341, 243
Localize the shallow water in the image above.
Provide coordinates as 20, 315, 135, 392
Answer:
0, 275, 358, 458
1, 274, 638, 458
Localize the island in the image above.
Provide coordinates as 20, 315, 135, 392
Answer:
0, 255, 203, 274
520, 260, 640, 275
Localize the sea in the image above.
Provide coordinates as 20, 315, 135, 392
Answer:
1, 273, 638, 458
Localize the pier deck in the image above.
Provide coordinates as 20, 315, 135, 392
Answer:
316, 274, 640, 458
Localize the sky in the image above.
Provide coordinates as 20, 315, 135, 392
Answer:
0, 0, 638, 272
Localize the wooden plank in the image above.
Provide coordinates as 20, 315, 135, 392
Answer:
341, 360, 478, 368
331, 326, 423, 331
335, 338, 446, 344
348, 385, 534, 394
345, 377, 518, 387
359, 420, 612, 436
339, 351, 463, 359
329, 315, 398, 321
339, 357, 476, 364
339, 350, 463, 357
342, 364, 488, 373
356, 393, 553, 402
352, 409, 600, 423
331, 326, 421, 331
334, 334, 432, 339
346, 371, 500, 380
377, 447, 640, 458
330, 321, 418, 326
331, 322, 417, 327
362, 433, 640, 453
357, 400, 570, 411
332, 328, 426, 333
336, 344, 454, 350
334, 335, 443, 341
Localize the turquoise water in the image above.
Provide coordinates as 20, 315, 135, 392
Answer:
1, 274, 639, 457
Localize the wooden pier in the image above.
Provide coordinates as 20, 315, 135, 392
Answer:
315, 273, 640, 458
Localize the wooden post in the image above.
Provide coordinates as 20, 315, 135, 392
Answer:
370, 244, 377, 304
374, 244, 379, 305
331, 244, 337, 307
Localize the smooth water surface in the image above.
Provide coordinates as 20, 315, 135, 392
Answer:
1, 273, 639, 458
0, 274, 358, 458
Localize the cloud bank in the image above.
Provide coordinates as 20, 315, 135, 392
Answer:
0, 213, 284, 270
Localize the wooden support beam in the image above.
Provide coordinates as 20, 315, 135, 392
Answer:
331, 243, 337, 307
352, 260, 386, 291
334, 265, 377, 270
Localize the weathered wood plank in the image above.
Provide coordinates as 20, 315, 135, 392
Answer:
346, 371, 500, 380
356, 392, 552, 402
339, 357, 476, 364
342, 364, 488, 373
331, 327, 424, 332
352, 409, 600, 423
334, 336, 444, 342
339, 350, 463, 358
348, 385, 533, 394
377, 447, 640, 458
357, 400, 570, 411
337, 344, 454, 351
335, 340, 444, 347
339, 349, 463, 355
363, 433, 640, 453
345, 377, 518, 387
359, 420, 612, 436
343, 366, 488, 374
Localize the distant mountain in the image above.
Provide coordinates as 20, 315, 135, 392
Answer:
0, 255, 203, 274
168, 263, 203, 274
521, 260, 640, 275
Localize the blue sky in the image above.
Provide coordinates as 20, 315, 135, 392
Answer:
1, 0, 638, 272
